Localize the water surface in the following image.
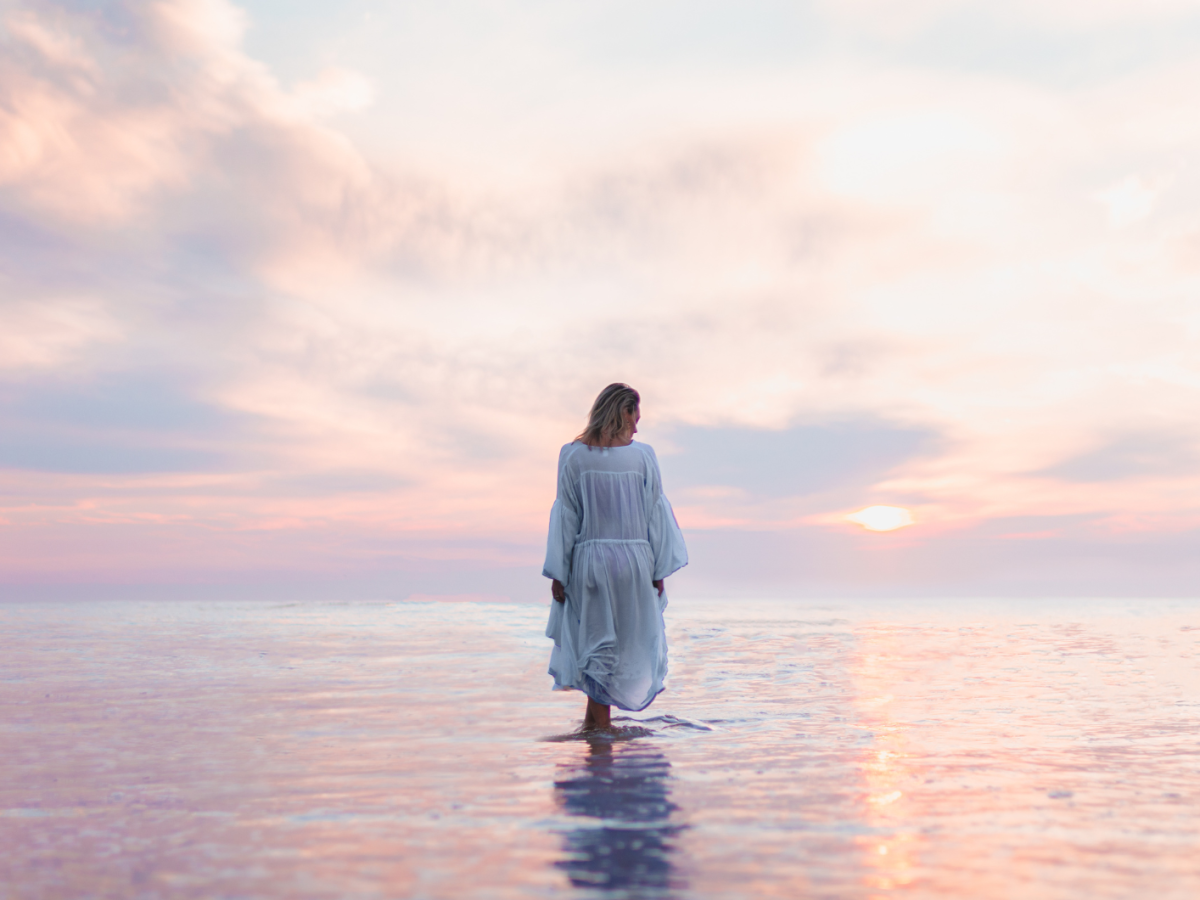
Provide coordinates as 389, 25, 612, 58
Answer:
3, 597, 1198, 898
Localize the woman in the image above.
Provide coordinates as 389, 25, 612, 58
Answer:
543, 383, 688, 730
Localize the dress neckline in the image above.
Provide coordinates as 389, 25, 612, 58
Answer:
580, 440, 637, 450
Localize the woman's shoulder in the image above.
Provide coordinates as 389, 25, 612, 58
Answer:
631, 440, 658, 458
630, 441, 662, 472
558, 441, 585, 464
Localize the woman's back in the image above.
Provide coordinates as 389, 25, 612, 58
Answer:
561, 443, 650, 543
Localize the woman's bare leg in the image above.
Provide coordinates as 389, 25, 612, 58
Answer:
583, 696, 611, 730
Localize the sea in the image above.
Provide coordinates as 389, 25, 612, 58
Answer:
3, 596, 1199, 899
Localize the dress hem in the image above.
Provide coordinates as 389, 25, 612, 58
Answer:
549, 666, 665, 712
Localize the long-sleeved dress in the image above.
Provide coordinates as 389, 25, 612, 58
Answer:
542, 440, 689, 712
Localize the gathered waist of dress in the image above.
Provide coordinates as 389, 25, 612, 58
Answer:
574, 537, 652, 547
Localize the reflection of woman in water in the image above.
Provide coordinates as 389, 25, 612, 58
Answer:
554, 742, 683, 893
543, 383, 688, 729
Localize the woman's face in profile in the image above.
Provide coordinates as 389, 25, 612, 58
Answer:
625, 408, 640, 438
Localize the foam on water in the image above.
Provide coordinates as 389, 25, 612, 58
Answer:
2, 597, 1198, 898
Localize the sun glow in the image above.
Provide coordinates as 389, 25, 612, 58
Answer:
847, 506, 914, 532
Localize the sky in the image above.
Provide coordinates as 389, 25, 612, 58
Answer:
2, 0, 1200, 601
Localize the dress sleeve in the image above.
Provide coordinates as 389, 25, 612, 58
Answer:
542, 444, 582, 583
645, 446, 688, 581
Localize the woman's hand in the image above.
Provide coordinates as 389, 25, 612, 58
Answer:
652, 579, 664, 596
551, 579, 566, 603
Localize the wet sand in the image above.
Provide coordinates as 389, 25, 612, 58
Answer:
2, 597, 1199, 898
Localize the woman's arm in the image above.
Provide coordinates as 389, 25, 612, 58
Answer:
644, 446, 688, 583
543, 445, 582, 587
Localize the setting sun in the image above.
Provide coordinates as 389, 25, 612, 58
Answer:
847, 506, 915, 532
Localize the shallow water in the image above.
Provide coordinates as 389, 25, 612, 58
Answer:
2, 597, 1199, 898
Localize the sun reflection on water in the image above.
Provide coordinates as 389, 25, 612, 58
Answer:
853, 636, 922, 895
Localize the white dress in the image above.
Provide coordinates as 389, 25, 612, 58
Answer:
542, 440, 689, 711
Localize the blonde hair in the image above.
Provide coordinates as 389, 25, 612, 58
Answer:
577, 383, 640, 447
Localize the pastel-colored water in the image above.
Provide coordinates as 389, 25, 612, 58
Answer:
2, 597, 1198, 898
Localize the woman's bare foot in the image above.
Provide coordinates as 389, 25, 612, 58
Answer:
582, 697, 612, 730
